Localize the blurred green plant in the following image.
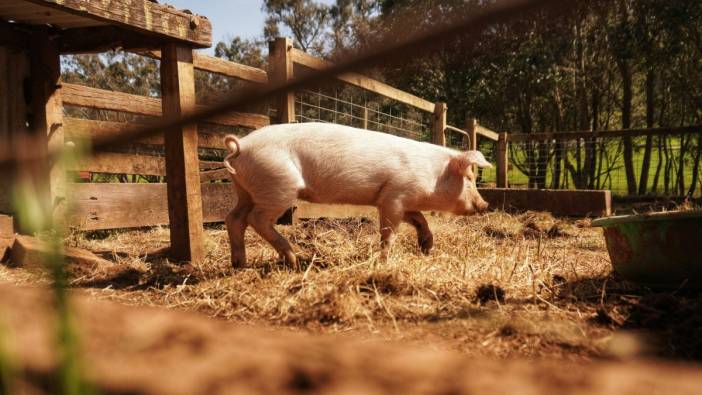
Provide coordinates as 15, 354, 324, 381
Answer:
11, 137, 96, 395
0, 320, 15, 394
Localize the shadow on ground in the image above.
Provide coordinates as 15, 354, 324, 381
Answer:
558, 273, 702, 361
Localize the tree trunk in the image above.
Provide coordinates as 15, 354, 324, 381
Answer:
688, 133, 702, 197
638, 70, 655, 195
651, 135, 663, 193
618, 61, 637, 195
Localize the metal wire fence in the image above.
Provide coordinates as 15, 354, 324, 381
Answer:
507, 133, 702, 197
295, 86, 431, 142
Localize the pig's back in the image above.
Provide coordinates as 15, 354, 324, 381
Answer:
239, 123, 453, 205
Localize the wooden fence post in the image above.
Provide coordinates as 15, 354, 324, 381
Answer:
497, 132, 509, 188
160, 43, 204, 263
269, 37, 295, 124
466, 117, 478, 151
26, 30, 63, 229
432, 102, 447, 146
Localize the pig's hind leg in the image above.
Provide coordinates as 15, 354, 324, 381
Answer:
403, 212, 433, 254
247, 206, 298, 270
226, 182, 253, 269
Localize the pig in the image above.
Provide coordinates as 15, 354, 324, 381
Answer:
223, 122, 492, 269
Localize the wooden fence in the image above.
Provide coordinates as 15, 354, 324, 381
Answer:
65, 37, 503, 230
64, 48, 271, 231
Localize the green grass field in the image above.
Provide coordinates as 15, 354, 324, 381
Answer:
477, 136, 701, 197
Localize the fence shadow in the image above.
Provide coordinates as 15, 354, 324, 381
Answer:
556, 273, 702, 361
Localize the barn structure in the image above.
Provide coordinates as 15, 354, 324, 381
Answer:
0, 1, 611, 266
0, 0, 213, 263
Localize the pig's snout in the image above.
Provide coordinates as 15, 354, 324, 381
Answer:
476, 199, 489, 213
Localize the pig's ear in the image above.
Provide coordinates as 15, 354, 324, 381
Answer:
466, 151, 492, 168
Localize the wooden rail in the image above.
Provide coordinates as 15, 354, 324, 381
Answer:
140, 50, 268, 83
61, 83, 270, 129
290, 48, 435, 113
64, 117, 230, 149
69, 152, 223, 177
476, 125, 499, 141
508, 125, 702, 142
68, 183, 234, 230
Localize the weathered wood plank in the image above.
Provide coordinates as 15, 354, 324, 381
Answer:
479, 188, 612, 217
476, 125, 499, 141
432, 103, 447, 146
9, 234, 114, 273
29, 30, 64, 225
62, 82, 162, 116
68, 183, 235, 230
496, 133, 508, 188
61, 83, 270, 129
269, 38, 295, 124
0, 214, 13, 237
141, 50, 268, 84
64, 117, 246, 149
200, 168, 231, 183
25, 0, 212, 47
507, 125, 702, 142
0, 20, 30, 49
64, 117, 162, 145
71, 152, 222, 177
160, 43, 204, 263
291, 48, 435, 113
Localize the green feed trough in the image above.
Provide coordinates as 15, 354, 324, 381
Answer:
592, 210, 702, 289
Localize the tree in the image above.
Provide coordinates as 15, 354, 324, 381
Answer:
263, 0, 331, 54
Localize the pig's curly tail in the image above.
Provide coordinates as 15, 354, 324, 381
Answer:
223, 134, 241, 174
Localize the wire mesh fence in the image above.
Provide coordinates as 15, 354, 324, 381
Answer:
507, 132, 702, 197
295, 86, 431, 142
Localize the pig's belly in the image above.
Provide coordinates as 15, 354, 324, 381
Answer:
297, 183, 381, 206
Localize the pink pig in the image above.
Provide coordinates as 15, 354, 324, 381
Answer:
223, 122, 492, 269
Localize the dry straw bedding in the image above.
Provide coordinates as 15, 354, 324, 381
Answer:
3, 211, 700, 360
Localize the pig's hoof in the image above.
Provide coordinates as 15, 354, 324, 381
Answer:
282, 252, 300, 271
419, 236, 433, 255
231, 258, 247, 270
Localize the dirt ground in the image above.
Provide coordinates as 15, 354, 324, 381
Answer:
1, 211, 702, 393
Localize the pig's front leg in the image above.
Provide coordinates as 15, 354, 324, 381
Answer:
247, 206, 299, 270
403, 211, 433, 254
378, 202, 403, 261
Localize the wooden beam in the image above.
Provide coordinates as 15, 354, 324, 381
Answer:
25, 0, 212, 48
0, 47, 30, 215
60, 26, 163, 54
291, 48, 435, 113
496, 132, 508, 188
0, 214, 13, 237
67, 183, 234, 230
476, 124, 499, 141
0, 21, 30, 49
160, 43, 204, 263
432, 103, 447, 146
479, 188, 612, 217
269, 38, 295, 124
61, 83, 270, 129
64, 117, 238, 149
507, 125, 702, 142
61, 82, 162, 116
9, 234, 115, 272
28, 30, 63, 227
70, 152, 222, 177
141, 50, 268, 84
